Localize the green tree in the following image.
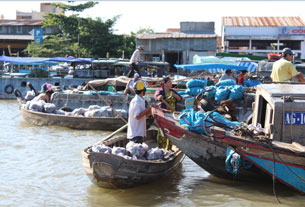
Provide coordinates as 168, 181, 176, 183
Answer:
25, 2, 124, 58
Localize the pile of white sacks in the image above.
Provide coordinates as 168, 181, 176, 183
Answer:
23, 97, 128, 118
92, 141, 168, 161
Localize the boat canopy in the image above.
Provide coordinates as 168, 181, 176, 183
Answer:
175, 56, 258, 74
0, 56, 94, 64
0, 56, 57, 65
48, 57, 94, 63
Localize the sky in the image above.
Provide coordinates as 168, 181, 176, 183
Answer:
2, 1, 305, 35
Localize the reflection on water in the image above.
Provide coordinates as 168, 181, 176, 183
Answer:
0, 100, 304, 207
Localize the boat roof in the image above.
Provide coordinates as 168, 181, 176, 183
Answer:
259, 84, 305, 97
0, 56, 94, 64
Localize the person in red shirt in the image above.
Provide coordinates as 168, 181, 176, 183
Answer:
237, 70, 247, 85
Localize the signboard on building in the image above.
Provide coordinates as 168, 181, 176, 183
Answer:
279, 26, 305, 36
33, 28, 43, 44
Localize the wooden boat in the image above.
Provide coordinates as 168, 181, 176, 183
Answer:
151, 106, 266, 181
81, 129, 185, 188
213, 128, 305, 194
20, 106, 128, 131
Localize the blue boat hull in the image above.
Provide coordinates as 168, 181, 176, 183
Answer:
243, 154, 305, 194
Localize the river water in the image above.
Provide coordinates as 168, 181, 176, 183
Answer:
1, 100, 304, 207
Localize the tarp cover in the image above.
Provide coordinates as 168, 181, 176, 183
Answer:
0, 56, 94, 64
0, 56, 55, 64
176, 56, 258, 73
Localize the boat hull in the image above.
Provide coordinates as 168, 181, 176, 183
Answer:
152, 107, 266, 181
82, 130, 185, 189
219, 136, 305, 194
20, 107, 126, 130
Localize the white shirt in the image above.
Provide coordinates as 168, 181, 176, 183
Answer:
129, 49, 140, 64
127, 94, 146, 139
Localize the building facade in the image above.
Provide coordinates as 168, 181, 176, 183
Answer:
136, 22, 217, 70
222, 16, 305, 59
0, 20, 54, 56
16, 3, 63, 20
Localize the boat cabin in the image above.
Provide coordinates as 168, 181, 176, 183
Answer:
252, 84, 305, 144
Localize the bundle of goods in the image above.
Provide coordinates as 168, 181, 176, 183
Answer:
185, 79, 206, 96
179, 108, 240, 134
91, 141, 166, 161
23, 100, 128, 118
204, 80, 245, 103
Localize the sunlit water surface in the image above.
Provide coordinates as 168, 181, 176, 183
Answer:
0, 100, 304, 207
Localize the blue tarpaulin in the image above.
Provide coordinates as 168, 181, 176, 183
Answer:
175, 56, 258, 74
175, 63, 249, 74
0, 56, 54, 64
0, 56, 94, 64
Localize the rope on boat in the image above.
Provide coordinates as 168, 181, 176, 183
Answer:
270, 143, 281, 204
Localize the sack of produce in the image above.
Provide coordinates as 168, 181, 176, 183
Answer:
92, 144, 112, 154
25, 90, 35, 101
44, 103, 56, 113
29, 100, 45, 112
146, 147, 165, 160
88, 105, 101, 111
71, 108, 88, 116
126, 141, 148, 159
112, 146, 129, 157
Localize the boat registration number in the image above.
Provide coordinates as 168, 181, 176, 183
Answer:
284, 112, 305, 125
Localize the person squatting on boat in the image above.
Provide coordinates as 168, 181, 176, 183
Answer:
127, 80, 153, 144
127, 46, 143, 78
271, 47, 305, 83
154, 77, 182, 150
32, 83, 54, 103
124, 73, 140, 95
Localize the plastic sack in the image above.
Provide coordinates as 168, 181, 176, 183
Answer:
146, 147, 165, 160
92, 144, 112, 154
203, 86, 216, 100
112, 146, 129, 157
225, 147, 252, 174
228, 85, 245, 100
126, 141, 148, 159
216, 79, 236, 87
215, 87, 230, 103
55, 109, 66, 115
185, 87, 204, 96
243, 80, 261, 87
25, 90, 35, 101
179, 109, 240, 134
88, 105, 101, 111
44, 103, 56, 113
29, 100, 45, 112
186, 79, 206, 89
71, 108, 88, 116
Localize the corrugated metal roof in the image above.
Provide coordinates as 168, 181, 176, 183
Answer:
0, 19, 42, 26
222, 16, 305, 27
137, 33, 216, 39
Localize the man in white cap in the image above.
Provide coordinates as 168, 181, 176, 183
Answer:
124, 73, 140, 95
128, 46, 143, 78
271, 48, 305, 82
127, 80, 152, 143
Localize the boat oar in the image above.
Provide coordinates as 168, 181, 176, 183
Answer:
88, 83, 128, 124
96, 123, 128, 145
160, 97, 175, 112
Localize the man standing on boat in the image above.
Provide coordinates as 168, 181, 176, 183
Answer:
128, 46, 143, 78
271, 48, 305, 82
127, 80, 152, 144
